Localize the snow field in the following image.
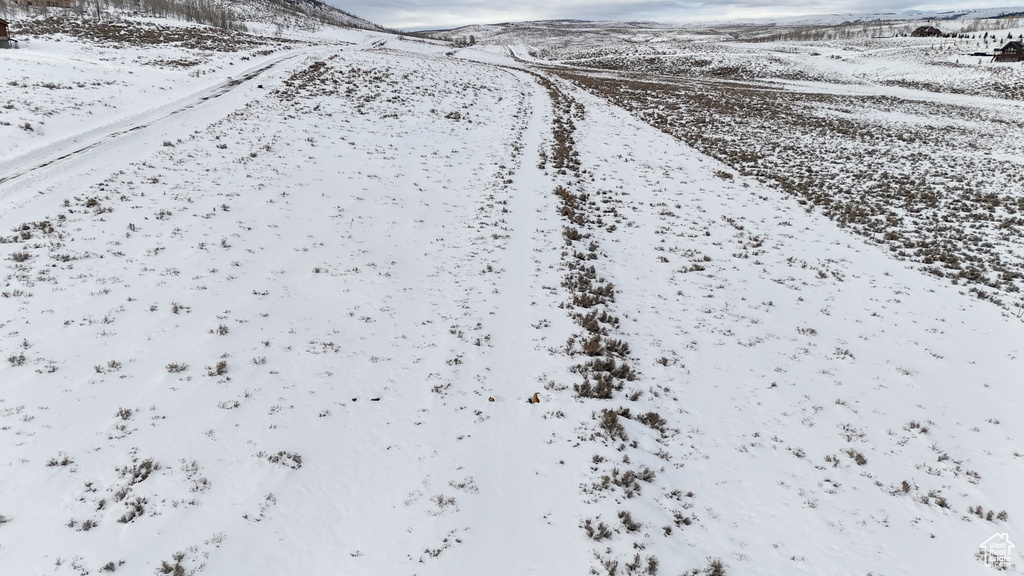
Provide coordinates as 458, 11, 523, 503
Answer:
0, 20, 1023, 576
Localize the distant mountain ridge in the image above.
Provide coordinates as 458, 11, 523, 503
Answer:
739, 5, 1024, 26
426, 5, 1024, 45
426, 5, 1024, 34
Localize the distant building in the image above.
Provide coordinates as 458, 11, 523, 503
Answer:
0, 19, 11, 49
911, 26, 943, 37
993, 41, 1024, 62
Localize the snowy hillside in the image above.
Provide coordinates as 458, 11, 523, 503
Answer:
1, 12, 1024, 576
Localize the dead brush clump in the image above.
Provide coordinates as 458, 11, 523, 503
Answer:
158, 550, 189, 576
259, 450, 302, 469
206, 360, 228, 377
844, 449, 868, 466
46, 452, 75, 467
582, 517, 613, 540
618, 510, 641, 532
574, 376, 615, 399
575, 357, 635, 381
590, 463, 657, 498
598, 409, 628, 441
120, 458, 160, 484
556, 186, 590, 220
920, 490, 951, 509
1, 220, 62, 244
111, 457, 161, 523
968, 505, 1009, 522
637, 411, 667, 435
144, 58, 205, 69
682, 557, 728, 576
575, 309, 619, 334
562, 271, 616, 308
117, 497, 148, 523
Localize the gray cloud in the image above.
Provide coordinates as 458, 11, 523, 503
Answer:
328, 0, 1011, 30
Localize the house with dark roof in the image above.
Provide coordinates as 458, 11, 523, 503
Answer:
911, 26, 942, 37
994, 41, 1024, 62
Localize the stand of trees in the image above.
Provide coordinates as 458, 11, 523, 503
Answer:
0, 0, 383, 33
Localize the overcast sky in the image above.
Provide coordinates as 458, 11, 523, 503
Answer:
329, 1, 1013, 30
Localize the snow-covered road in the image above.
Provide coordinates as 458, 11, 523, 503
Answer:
0, 41, 399, 189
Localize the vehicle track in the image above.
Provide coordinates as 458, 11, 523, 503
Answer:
0, 49, 310, 188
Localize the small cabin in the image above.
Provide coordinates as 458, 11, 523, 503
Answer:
0, 19, 11, 49
911, 26, 943, 38
994, 41, 1024, 62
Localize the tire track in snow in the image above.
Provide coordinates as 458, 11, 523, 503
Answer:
0, 48, 317, 188
447, 64, 594, 576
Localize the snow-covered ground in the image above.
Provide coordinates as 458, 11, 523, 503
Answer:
1, 15, 1023, 576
